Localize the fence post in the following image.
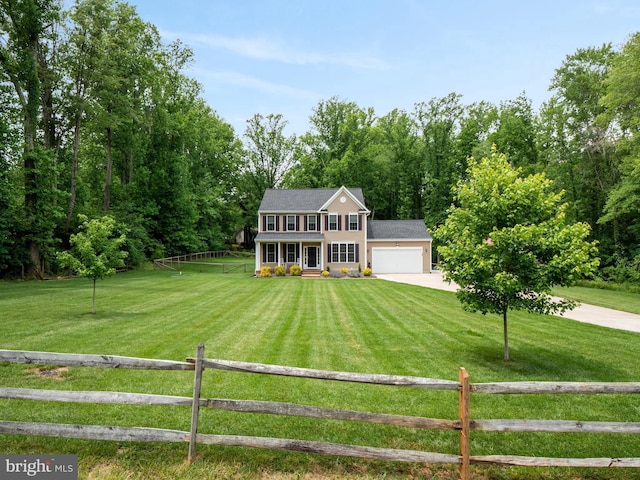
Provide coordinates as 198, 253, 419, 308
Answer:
458, 367, 470, 480
188, 343, 205, 463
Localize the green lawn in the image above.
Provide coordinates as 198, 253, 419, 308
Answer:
553, 284, 640, 315
0, 270, 639, 479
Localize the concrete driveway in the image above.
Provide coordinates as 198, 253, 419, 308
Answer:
376, 272, 640, 334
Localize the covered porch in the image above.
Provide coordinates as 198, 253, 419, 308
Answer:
254, 232, 325, 275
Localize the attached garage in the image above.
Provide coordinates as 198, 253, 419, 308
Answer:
367, 220, 432, 274
371, 247, 423, 274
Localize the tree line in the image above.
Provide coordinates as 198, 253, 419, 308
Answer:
1, 0, 638, 284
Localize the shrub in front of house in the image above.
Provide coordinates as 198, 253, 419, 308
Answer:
340, 267, 348, 274
363, 267, 372, 276
290, 265, 302, 276
260, 266, 272, 277
274, 265, 286, 277
321, 270, 330, 277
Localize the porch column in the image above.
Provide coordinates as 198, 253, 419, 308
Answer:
299, 241, 303, 268
255, 242, 261, 272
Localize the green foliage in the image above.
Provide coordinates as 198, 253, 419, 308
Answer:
274, 265, 286, 277
56, 214, 127, 313
289, 264, 302, 276
539, 44, 619, 259
435, 148, 600, 360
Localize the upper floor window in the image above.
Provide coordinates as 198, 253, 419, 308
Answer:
265, 215, 276, 231
307, 215, 317, 231
348, 213, 359, 231
286, 215, 297, 231
328, 213, 338, 231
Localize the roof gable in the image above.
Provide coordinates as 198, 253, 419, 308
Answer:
319, 186, 369, 212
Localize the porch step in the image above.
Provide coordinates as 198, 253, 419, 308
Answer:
301, 269, 322, 277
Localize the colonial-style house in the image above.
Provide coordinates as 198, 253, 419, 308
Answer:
254, 186, 432, 275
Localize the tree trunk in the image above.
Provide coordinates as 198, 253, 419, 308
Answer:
129, 145, 134, 183
24, 33, 43, 279
104, 126, 112, 212
92, 278, 97, 315
66, 114, 82, 231
503, 308, 509, 362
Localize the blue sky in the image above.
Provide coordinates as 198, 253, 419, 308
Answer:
128, 0, 640, 136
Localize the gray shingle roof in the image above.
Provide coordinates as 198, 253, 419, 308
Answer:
254, 232, 325, 242
259, 187, 366, 212
367, 220, 432, 240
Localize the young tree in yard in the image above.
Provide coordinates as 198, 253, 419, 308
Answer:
57, 215, 127, 314
434, 148, 599, 361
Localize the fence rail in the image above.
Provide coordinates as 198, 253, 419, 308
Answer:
1, 347, 639, 479
153, 250, 254, 273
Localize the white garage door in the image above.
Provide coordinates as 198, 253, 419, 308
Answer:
372, 247, 423, 274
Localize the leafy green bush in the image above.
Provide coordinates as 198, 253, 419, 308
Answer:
599, 253, 640, 286
274, 265, 286, 276
260, 266, 272, 277
289, 265, 302, 276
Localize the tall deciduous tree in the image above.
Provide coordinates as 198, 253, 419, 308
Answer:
598, 33, 640, 264
538, 44, 618, 256
415, 93, 463, 229
0, 0, 62, 277
435, 148, 599, 361
488, 93, 539, 174
240, 113, 296, 229
377, 109, 422, 219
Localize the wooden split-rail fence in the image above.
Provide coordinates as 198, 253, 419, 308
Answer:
0, 346, 639, 480
153, 250, 253, 273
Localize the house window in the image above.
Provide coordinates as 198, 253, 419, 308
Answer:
348, 213, 359, 231
307, 215, 317, 231
265, 215, 276, 232
328, 213, 338, 231
286, 243, 297, 263
266, 243, 277, 262
331, 242, 357, 263
286, 215, 297, 231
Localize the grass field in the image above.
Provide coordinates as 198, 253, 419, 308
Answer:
552, 284, 640, 315
1, 268, 639, 479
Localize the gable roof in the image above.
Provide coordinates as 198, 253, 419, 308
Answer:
259, 187, 367, 213
367, 220, 432, 240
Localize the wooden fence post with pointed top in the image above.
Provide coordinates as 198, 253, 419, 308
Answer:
188, 343, 205, 463
459, 367, 470, 480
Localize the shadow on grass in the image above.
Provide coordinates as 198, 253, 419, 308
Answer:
461, 343, 629, 382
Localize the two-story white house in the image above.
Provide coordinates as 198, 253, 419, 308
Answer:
254, 186, 432, 275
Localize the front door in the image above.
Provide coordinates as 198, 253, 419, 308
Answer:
304, 246, 319, 269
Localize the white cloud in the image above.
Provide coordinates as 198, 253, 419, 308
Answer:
162, 31, 390, 70
196, 69, 319, 100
